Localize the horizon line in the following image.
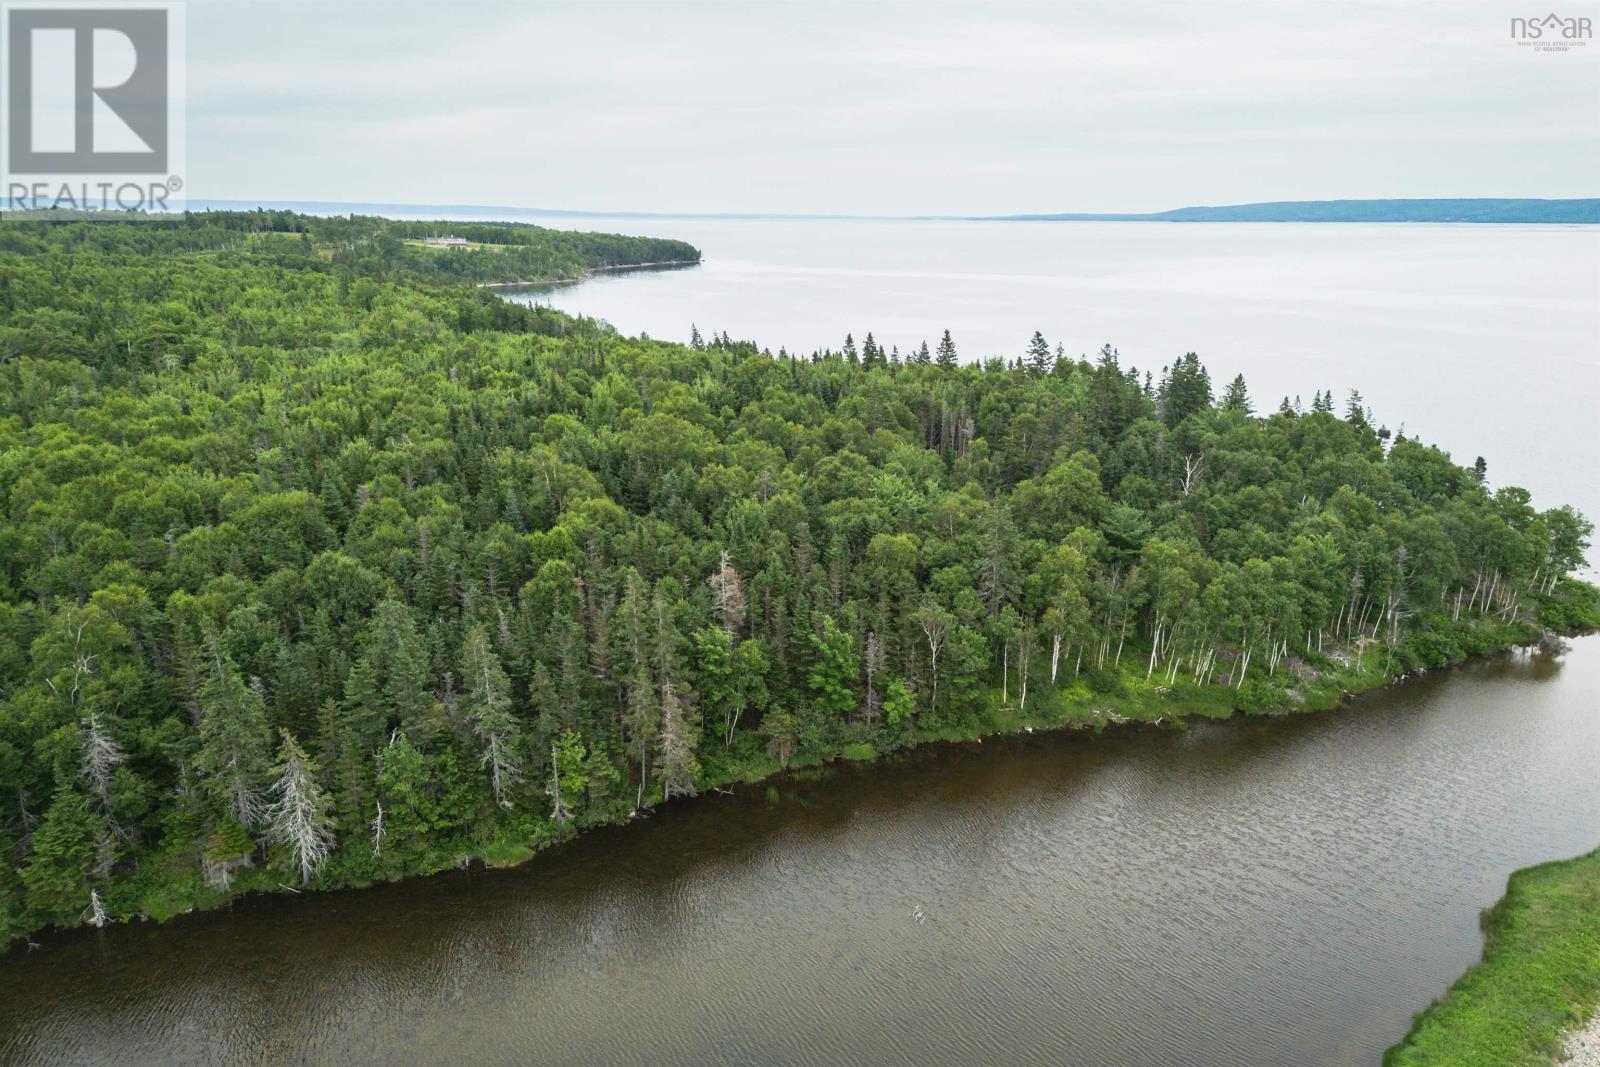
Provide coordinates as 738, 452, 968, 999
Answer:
171, 196, 1600, 225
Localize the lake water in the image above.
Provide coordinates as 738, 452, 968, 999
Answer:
2, 637, 1597, 1066
505, 217, 1600, 557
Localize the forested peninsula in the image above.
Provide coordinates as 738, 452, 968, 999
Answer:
0, 211, 1594, 950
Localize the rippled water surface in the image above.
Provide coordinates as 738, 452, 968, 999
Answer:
2, 638, 1597, 1066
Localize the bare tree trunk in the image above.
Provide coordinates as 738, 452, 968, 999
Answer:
1147, 619, 1162, 679
1001, 641, 1008, 705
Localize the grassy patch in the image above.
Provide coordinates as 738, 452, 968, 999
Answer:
1384, 846, 1600, 1067
478, 839, 536, 868
402, 238, 506, 252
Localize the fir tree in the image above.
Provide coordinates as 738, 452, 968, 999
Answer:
195, 643, 273, 830
1159, 352, 1212, 427
1346, 389, 1368, 425
1221, 373, 1252, 414
861, 332, 882, 365
1026, 331, 1053, 376
21, 787, 103, 924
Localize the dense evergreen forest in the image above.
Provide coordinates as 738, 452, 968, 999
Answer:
0, 209, 699, 287
0, 210, 1594, 948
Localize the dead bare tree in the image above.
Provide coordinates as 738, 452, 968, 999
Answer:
266, 731, 335, 886
915, 603, 948, 721
707, 551, 747, 637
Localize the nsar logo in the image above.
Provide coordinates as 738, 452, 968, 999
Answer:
1510, 12, 1592, 50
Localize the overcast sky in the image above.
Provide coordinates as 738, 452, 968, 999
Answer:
189, 1, 1600, 215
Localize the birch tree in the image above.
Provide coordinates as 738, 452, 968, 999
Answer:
915, 602, 951, 720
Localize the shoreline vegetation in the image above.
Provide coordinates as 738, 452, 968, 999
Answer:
1385, 845, 1600, 1067
1, 209, 1597, 958
16, 621, 1592, 955
476, 260, 702, 290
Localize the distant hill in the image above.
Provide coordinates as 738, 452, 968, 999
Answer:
985, 198, 1600, 224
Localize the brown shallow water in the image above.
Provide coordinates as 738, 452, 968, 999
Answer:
2, 637, 1598, 1066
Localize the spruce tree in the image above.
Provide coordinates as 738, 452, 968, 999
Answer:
460, 625, 522, 808
21, 787, 103, 924
1346, 389, 1368, 425
195, 644, 273, 830
1221, 373, 1252, 414
623, 662, 657, 807
862, 332, 882, 365
655, 682, 700, 801
1026, 331, 1053, 376
1160, 352, 1212, 426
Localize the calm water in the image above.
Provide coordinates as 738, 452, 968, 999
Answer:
505, 217, 1600, 552
2, 638, 1597, 1066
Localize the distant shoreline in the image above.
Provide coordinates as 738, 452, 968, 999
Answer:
174, 197, 1600, 226
476, 259, 701, 290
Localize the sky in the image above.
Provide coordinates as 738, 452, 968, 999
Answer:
188, 1, 1600, 215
